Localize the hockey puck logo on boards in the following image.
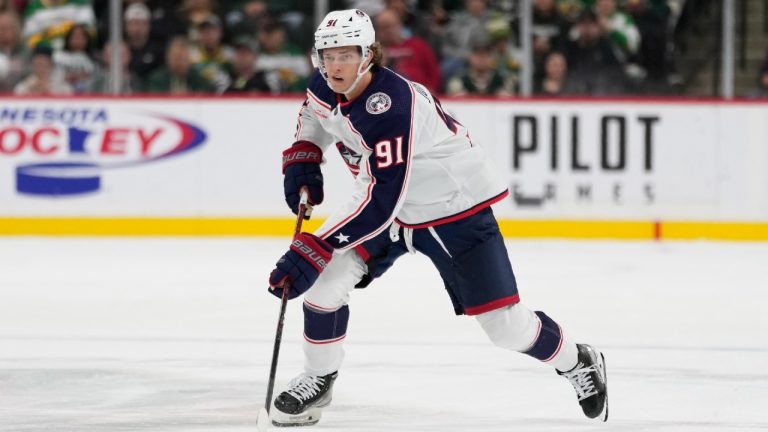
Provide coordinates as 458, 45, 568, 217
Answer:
366, 92, 391, 115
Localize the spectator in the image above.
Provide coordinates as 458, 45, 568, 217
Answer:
751, 50, 768, 98
532, 0, 570, 84
440, 0, 498, 81
385, 0, 436, 49
91, 40, 142, 94
374, 8, 441, 93
564, 10, 626, 95
255, 19, 310, 92
140, 0, 182, 38
624, 0, 671, 92
0, 10, 27, 92
446, 36, 515, 96
0, 0, 24, 13
190, 14, 233, 93
156, 0, 218, 43
124, 3, 165, 79
593, 0, 641, 62
14, 43, 73, 94
225, 1, 320, 47
22, 0, 96, 50
53, 23, 97, 93
224, 36, 276, 94
557, 0, 585, 21
225, 0, 270, 39
485, 16, 520, 90
423, 0, 450, 59
446, 35, 514, 96
535, 51, 577, 95
94, 0, 154, 47
144, 35, 215, 94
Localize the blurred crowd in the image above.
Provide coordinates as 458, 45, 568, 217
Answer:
0, 0, 685, 96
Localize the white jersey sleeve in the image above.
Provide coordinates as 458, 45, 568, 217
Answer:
294, 97, 334, 152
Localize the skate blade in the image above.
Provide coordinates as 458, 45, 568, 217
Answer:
597, 352, 609, 422
271, 408, 323, 428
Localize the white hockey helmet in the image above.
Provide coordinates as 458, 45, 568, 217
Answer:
311, 9, 376, 95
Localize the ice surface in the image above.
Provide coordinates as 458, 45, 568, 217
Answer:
1, 237, 767, 431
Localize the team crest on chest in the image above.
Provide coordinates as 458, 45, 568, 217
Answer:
366, 92, 392, 115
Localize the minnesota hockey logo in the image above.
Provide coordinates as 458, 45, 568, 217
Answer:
0, 107, 206, 196
366, 92, 391, 115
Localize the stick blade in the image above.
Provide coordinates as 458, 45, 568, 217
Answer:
257, 407, 271, 431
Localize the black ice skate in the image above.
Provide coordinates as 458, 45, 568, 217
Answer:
271, 371, 338, 427
557, 344, 608, 422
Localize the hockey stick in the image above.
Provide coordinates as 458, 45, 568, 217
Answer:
257, 189, 313, 431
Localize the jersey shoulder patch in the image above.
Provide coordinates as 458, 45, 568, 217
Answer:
365, 92, 392, 115
346, 69, 415, 147
354, 68, 413, 119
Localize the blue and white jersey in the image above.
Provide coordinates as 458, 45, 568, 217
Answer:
295, 68, 508, 254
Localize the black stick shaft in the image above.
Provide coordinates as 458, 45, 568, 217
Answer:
263, 202, 308, 413
264, 287, 289, 413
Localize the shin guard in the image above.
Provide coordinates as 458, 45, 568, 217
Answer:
523, 311, 564, 362
303, 303, 350, 376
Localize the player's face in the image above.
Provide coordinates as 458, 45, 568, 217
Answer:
321, 46, 366, 93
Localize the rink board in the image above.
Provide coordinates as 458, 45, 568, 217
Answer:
1, 97, 768, 240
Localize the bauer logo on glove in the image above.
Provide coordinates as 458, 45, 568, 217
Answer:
283, 149, 321, 166
282, 141, 324, 215
268, 233, 334, 299
291, 238, 330, 270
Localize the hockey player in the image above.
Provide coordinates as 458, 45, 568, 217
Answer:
267, 8, 608, 426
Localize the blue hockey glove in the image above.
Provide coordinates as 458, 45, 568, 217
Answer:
283, 141, 323, 215
268, 233, 334, 299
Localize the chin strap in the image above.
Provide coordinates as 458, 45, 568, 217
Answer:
341, 63, 372, 97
